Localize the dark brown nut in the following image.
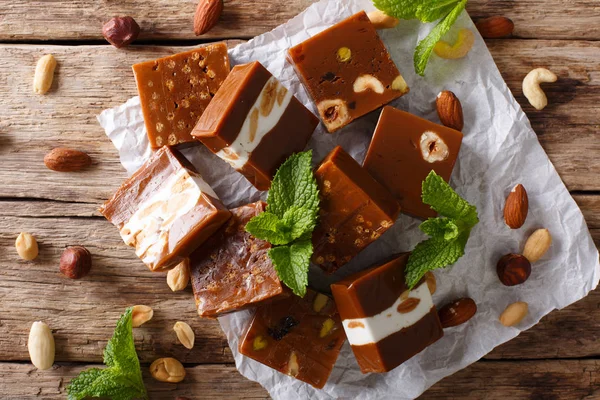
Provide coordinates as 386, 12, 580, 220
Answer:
475, 16, 514, 39
438, 298, 477, 328
44, 148, 92, 172
102, 16, 140, 48
496, 253, 531, 286
176, 397, 193, 400
59, 246, 92, 279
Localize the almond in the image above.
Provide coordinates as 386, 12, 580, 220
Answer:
476, 16, 514, 39
436, 91, 464, 131
194, 0, 223, 36
504, 184, 528, 229
44, 148, 91, 172
396, 297, 420, 314
523, 228, 552, 262
438, 297, 477, 328
499, 301, 528, 327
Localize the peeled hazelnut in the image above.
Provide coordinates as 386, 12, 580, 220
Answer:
131, 305, 154, 327
319, 318, 335, 338
59, 246, 92, 279
102, 16, 140, 48
353, 74, 384, 94
150, 357, 186, 383
317, 99, 350, 132
15, 232, 39, 261
500, 301, 528, 327
167, 259, 190, 291
420, 131, 449, 163
497, 254, 531, 286
173, 321, 195, 349
312, 293, 329, 313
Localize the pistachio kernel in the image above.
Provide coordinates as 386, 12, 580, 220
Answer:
337, 47, 352, 62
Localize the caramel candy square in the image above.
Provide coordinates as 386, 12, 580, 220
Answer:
287, 11, 409, 132
190, 201, 287, 318
100, 146, 231, 272
192, 61, 318, 191
363, 106, 463, 219
133, 43, 230, 149
239, 289, 346, 388
312, 146, 400, 273
331, 253, 444, 373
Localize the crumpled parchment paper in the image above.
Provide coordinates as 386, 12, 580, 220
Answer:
97, 0, 600, 398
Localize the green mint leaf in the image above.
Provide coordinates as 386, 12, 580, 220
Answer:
420, 218, 459, 240
373, 0, 419, 20
268, 238, 312, 297
414, 0, 467, 76
267, 151, 319, 220
281, 206, 318, 241
245, 211, 294, 245
422, 170, 478, 226
415, 0, 460, 22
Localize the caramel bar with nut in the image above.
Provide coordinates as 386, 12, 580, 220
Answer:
331, 253, 443, 373
239, 289, 346, 389
192, 61, 319, 191
190, 201, 287, 318
132, 43, 230, 149
312, 146, 400, 274
99, 146, 231, 272
363, 106, 463, 218
286, 11, 408, 132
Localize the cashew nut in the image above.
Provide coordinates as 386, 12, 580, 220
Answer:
434, 28, 475, 59
353, 74, 385, 94
522, 68, 557, 110
367, 10, 399, 30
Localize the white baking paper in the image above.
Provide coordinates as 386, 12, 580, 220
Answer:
98, 0, 600, 398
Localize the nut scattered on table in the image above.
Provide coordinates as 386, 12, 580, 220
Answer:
167, 258, 190, 291
28, 321, 55, 370
59, 246, 92, 279
437, 297, 477, 328
522, 228, 552, 262
44, 148, 92, 172
499, 301, 528, 326
102, 16, 140, 48
496, 253, 531, 286
150, 357, 186, 383
434, 28, 475, 59
173, 321, 195, 350
475, 16, 514, 38
424, 271, 437, 294
15, 232, 39, 261
131, 305, 153, 328
522, 68, 558, 111
436, 90, 464, 131
367, 10, 399, 30
194, 0, 223, 36
33, 54, 57, 95
503, 183, 528, 229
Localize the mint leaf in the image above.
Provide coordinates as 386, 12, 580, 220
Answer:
281, 206, 318, 240
372, 0, 419, 20
420, 218, 459, 240
67, 308, 147, 400
269, 238, 312, 297
416, 0, 460, 22
245, 211, 294, 245
414, 0, 467, 76
422, 170, 478, 225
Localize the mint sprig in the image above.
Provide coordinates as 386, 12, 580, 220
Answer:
67, 308, 148, 400
373, 0, 469, 76
246, 151, 319, 297
405, 171, 478, 288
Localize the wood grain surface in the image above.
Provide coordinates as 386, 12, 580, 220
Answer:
0, 0, 599, 398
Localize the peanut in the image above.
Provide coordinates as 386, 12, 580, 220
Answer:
150, 357, 186, 383
33, 54, 57, 95
131, 305, 153, 328
173, 321, 195, 350
15, 232, 39, 261
167, 259, 190, 291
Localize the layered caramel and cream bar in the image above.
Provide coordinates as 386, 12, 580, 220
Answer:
192, 61, 319, 191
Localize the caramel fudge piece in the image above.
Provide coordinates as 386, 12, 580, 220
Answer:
363, 106, 463, 219
190, 201, 287, 318
239, 289, 346, 388
287, 11, 408, 133
133, 43, 230, 149
192, 61, 318, 191
100, 146, 231, 272
331, 253, 443, 373
312, 146, 400, 274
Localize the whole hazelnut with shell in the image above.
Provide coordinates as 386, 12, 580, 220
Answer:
60, 246, 92, 279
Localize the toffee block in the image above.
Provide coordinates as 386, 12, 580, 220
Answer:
239, 289, 346, 389
331, 253, 444, 374
312, 146, 400, 273
363, 106, 463, 218
190, 201, 286, 318
100, 146, 231, 272
133, 43, 230, 149
287, 11, 409, 132
192, 61, 318, 191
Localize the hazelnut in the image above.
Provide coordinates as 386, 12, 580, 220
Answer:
353, 74, 384, 94
15, 232, 39, 261
317, 99, 350, 132
420, 131, 449, 163
150, 357, 186, 383
102, 16, 140, 48
496, 254, 531, 286
59, 246, 92, 279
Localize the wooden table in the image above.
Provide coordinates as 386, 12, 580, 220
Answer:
1, 0, 599, 398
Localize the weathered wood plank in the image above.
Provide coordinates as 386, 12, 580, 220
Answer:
0, 0, 598, 41
0, 40, 598, 206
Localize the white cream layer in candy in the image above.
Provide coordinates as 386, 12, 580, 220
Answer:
342, 282, 433, 346
119, 168, 217, 268
215, 76, 293, 170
